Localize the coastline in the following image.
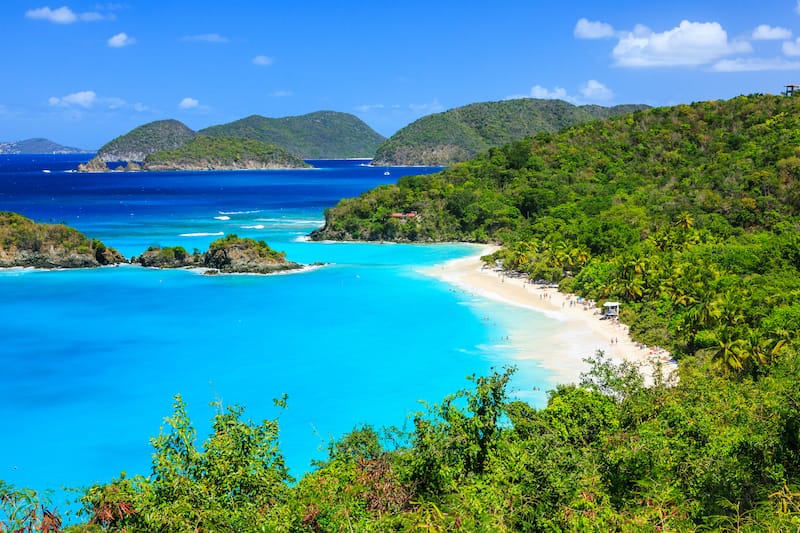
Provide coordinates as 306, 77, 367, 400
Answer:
420, 246, 675, 386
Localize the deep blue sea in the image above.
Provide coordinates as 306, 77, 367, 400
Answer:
0, 155, 555, 506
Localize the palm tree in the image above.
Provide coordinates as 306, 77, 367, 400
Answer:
675, 212, 695, 230
711, 328, 747, 372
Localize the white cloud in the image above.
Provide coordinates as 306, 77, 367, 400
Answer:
80, 11, 105, 22
178, 97, 199, 110
25, 6, 108, 23
580, 80, 613, 101
133, 102, 149, 112
26, 6, 77, 24
752, 24, 792, 40
530, 85, 569, 100
613, 20, 751, 67
355, 104, 385, 112
409, 99, 444, 115
108, 32, 136, 48
182, 33, 228, 43
505, 85, 574, 102
49, 90, 97, 108
712, 57, 800, 72
271, 90, 293, 97
784, 37, 800, 56
574, 18, 615, 39
253, 55, 273, 66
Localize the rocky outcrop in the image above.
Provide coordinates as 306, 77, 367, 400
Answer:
77, 157, 110, 172
0, 212, 126, 268
133, 236, 302, 274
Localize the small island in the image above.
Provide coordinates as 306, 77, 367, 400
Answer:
134, 234, 303, 274
0, 212, 125, 268
79, 135, 310, 172
141, 136, 310, 171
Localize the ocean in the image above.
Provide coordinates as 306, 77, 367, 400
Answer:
0, 155, 556, 502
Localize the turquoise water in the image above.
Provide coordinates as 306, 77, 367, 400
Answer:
0, 157, 554, 499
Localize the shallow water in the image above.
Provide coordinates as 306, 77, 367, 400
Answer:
0, 156, 553, 499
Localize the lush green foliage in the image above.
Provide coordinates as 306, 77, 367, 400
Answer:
372, 98, 648, 165
0, 480, 61, 532
207, 233, 288, 261
11, 94, 800, 531
200, 111, 386, 159
143, 135, 309, 170
0, 211, 122, 266
56, 356, 800, 531
96, 119, 196, 161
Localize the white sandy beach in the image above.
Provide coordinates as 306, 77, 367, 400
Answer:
421, 247, 675, 386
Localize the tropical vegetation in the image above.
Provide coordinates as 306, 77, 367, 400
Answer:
6, 94, 800, 531
142, 135, 310, 170
0, 211, 123, 267
200, 111, 386, 159
96, 119, 197, 162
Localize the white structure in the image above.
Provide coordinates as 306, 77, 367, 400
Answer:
603, 301, 620, 317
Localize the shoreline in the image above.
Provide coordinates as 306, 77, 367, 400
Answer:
420, 246, 675, 386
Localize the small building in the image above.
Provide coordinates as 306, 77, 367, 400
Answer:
783, 84, 800, 96
603, 301, 620, 317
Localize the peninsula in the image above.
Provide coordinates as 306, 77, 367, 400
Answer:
0, 212, 125, 268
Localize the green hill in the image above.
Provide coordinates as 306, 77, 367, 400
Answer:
371, 98, 648, 166
200, 111, 385, 159
96, 119, 197, 162
142, 135, 310, 171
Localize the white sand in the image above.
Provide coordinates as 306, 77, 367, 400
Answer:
420, 246, 675, 386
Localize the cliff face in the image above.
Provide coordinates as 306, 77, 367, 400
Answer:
0, 212, 126, 268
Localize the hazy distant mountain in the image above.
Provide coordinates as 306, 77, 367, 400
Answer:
200, 111, 385, 159
0, 138, 90, 154
371, 98, 650, 166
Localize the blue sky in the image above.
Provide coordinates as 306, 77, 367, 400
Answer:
2, 1, 800, 149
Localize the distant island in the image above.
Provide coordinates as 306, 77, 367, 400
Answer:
0, 138, 90, 154
142, 136, 310, 171
199, 111, 386, 159
79, 111, 385, 171
79, 135, 310, 172
371, 98, 649, 166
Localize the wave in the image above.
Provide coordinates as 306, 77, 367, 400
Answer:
218, 210, 262, 215
254, 218, 324, 225
213, 215, 231, 221
241, 224, 265, 229
179, 231, 225, 237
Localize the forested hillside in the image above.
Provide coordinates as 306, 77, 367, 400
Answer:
142, 135, 310, 170
200, 111, 385, 159
371, 98, 648, 165
95, 119, 197, 162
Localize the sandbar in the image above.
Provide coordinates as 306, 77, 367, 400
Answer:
420, 246, 675, 386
